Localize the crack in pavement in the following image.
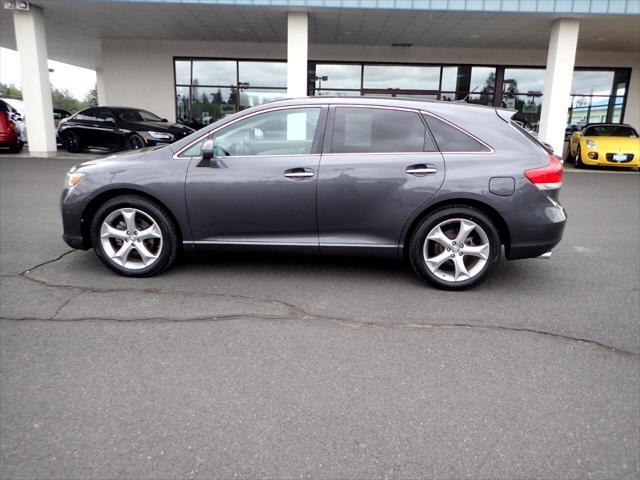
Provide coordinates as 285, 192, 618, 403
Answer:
2, 250, 638, 358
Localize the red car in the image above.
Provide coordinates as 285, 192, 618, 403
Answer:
0, 99, 23, 153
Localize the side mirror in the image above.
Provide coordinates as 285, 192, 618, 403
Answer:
201, 139, 214, 162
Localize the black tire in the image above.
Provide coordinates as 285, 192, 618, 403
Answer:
8, 140, 23, 154
409, 206, 501, 290
63, 131, 83, 153
90, 195, 179, 277
575, 147, 584, 168
126, 133, 146, 150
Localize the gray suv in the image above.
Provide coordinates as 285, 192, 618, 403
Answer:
61, 97, 566, 290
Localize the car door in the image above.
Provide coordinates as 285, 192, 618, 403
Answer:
317, 105, 445, 255
94, 108, 122, 149
184, 105, 327, 247
70, 108, 99, 146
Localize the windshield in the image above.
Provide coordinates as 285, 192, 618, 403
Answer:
583, 125, 638, 137
117, 109, 163, 123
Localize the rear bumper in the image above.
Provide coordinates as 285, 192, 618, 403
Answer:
504, 198, 567, 260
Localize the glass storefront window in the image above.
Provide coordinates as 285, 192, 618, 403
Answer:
441, 67, 462, 92
363, 65, 440, 90
192, 60, 236, 86
239, 62, 287, 88
190, 87, 236, 126
470, 67, 496, 95
239, 89, 288, 110
315, 64, 361, 90
571, 70, 615, 95
175, 61, 191, 85
503, 68, 545, 95
175, 86, 190, 125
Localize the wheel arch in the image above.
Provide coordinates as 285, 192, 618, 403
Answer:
400, 197, 511, 260
80, 188, 184, 249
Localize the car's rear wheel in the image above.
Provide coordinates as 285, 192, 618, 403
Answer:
409, 206, 501, 290
126, 133, 145, 150
575, 146, 584, 168
63, 131, 83, 153
90, 195, 178, 277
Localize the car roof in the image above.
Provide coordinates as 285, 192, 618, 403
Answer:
251, 95, 510, 116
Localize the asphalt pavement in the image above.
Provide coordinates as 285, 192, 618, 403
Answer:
1, 153, 638, 479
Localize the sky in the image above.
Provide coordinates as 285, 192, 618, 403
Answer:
0, 47, 96, 100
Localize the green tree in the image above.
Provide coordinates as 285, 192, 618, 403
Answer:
51, 88, 87, 113
84, 87, 98, 107
0, 83, 22, 97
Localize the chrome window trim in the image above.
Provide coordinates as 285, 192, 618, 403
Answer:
420, 110, 495, 154
172, 104, 328, 160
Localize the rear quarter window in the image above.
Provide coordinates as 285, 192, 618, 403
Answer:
422, 114, 491, 153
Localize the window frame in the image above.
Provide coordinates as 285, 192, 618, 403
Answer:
173, 105, 328, 160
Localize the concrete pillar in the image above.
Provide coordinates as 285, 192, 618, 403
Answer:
539, 19, 580, 156
96, 68, 106, 106
287, 12, 308, 98
12, 6, 56, 154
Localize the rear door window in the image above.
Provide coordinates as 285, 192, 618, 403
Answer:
330, 107, 435, 153
422, 114, 491, 152
75, 108, 99, 123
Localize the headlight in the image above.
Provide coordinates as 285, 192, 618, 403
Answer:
65, 172, 85, 188
586, 140, 597, 148
147, 131, 173, 140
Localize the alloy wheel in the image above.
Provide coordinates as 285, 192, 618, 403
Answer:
100, 208, 163, 270
128, 135, 145, 149
423, 218, 490, 282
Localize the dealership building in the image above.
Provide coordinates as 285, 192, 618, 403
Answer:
1, 0, 639, 156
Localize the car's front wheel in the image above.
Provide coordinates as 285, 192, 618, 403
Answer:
90, 195, 179, 277
409, 206, 501, 290
62, 131, 83, 153
126, 133, 145, 150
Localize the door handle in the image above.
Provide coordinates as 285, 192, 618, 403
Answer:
284, 168, 314, 179
406, 164, 437, 176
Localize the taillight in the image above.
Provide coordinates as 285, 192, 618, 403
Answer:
524, 153, 563, 190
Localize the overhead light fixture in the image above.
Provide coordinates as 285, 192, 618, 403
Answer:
392, 43, 412, 47
469, 34, 481, 38
4, 0, 29, 9
343, 31, 352, 35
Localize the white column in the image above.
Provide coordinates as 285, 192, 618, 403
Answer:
287, 12, 308, 98
539, 19, 580, 156
12, 6, 56, 155
96, 68, 106, 106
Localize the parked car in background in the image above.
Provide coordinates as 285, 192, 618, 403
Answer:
0, 96, 27, 144
54, 108, 71, 128
0, 99, 23, 153
61, 97, 566, 289
58, 106, 195, 153
564, 124, 581, 141
569, 123, 639, 169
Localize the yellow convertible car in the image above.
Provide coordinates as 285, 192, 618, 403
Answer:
569, 123, 639, 169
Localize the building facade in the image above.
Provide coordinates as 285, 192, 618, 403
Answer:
1, 0, 639, 156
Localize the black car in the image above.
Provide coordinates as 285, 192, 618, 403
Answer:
58, 107, 194, 153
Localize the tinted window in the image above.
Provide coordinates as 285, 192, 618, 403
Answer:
423, 114, 490, 152
179, 107, 321, 158
331, 108, 432, 154
75, 108, 99, 122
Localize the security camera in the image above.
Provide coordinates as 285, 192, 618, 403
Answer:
16, 0, 30, 10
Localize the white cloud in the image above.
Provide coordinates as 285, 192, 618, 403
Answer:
0, 47, 96, 100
